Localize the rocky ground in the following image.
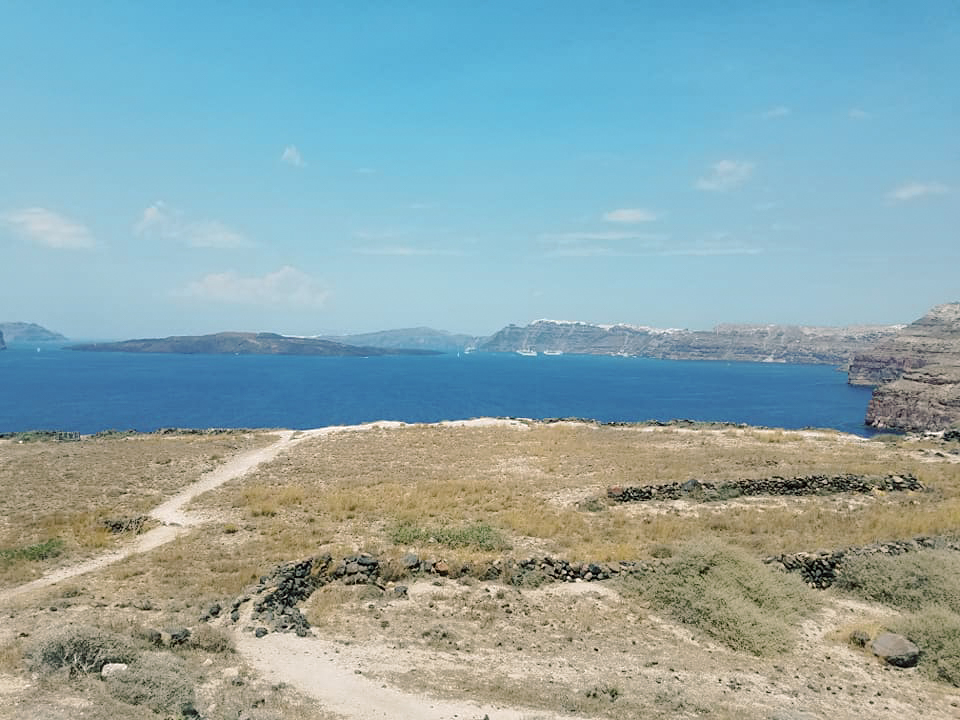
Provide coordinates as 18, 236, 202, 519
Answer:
1, 420, 959, 719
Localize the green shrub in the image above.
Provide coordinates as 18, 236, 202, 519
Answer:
0, 538, 64, 563
105, 651, 196, 714
29, 624, 137, 676
834, 549, 960, 612
390, 522, 508, 551
637, 538, 817, 655
892, 607, 960, 686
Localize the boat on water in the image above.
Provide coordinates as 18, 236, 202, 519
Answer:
543, 350, 563, 356
516, 349, 538, 357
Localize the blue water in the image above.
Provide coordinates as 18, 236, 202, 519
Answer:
0, 346, 874, 435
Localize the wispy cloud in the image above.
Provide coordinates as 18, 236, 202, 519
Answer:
695, 160, 755, 192
175, 266, 329, 307
1, 207, 95, 249
602, 208, 659, 223
135, 201, 252, 249
887, 182, 950, 202
280, 145, 305, 167
539, 229, 759, 258
761, 106, 791, 119
539, 231, 668, 257
353, 245, 462, 257
848, 108, 871, 120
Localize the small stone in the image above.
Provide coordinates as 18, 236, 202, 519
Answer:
433, 560, 450, 576
402, 553, 420, 569
254, 627, 269, 638
101, 663, 128, 679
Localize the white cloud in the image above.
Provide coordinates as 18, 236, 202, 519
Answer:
281, 145, 305, 167
1, 207, 95, 249
602, 208, 659, 223
761, 106, 791, 119
695, 160, 755, 192
175, 266, 329, 308
887, 182, 950, 202
848, 108, 871, 120
135, 201, 252, 248
353, 245, 462, 257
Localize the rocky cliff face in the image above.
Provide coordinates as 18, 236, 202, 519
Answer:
479, 320, 901, 365
848, 303, 960, 432
0, 330, 5, 351
848, 303, 960, 385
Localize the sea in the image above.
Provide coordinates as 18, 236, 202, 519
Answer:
0, 345, 876, 436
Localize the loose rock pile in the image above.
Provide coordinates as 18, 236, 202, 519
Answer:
764, 536, 960, 588
225, 552, 648, 638
607, 473, 922, 503
101, 516, 149, 534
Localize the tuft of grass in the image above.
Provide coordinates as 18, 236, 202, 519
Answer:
634, 538, 818, 655
834, 549, 960, 613
390, 522, 509, 551
892, 607, 960, 687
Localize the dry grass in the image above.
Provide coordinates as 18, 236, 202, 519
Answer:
4, 421, 960, 719
0, 431, 274, 586
190, 423, 959, 571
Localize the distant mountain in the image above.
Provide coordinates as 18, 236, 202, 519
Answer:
323, 327, 483, 353
69, 332, 440, 357
0, 322, 68, 343
479, 319, 902, 365
848, 303, 960, 432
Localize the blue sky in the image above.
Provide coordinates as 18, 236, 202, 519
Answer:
1, 2, 957, 339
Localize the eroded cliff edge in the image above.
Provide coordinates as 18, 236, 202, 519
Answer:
848, 303, 960, 432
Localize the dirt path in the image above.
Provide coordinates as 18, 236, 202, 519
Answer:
0, 430, 298, 603
237, 632, 589, 720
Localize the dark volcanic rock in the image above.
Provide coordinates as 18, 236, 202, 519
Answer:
68, 331, 439, 357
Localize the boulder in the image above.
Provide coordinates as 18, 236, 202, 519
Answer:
872, 631, 920, 668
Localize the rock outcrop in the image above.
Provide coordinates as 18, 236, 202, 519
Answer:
480, 319, 901, 365
848, 303, 960, 432
0, 322, 67, 343
68, 332, 439, 357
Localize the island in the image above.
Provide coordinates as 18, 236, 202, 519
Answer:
479, 319, 902, 365
0, 321, 67, 343
69, 332, 440, 357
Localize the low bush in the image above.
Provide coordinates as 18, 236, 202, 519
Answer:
637, 538, 817, 655
892, 607, 960, 686
0, 537, 64, 563
29, 624, 137, 676
188, 624, 234, 653
390, 522, 509, 551
105, 651, 196, 715
834, 549, 960, 612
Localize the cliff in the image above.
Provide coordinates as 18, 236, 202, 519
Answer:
0, 330, 5, 351
69, 332, 439, 357
848, 303, 960, 432
0, 322, 68, 343
322, 327, 482, 353
479, 320, 901, 365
